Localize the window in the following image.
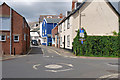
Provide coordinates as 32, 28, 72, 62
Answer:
64, 22, 65, 31
60, 37, 62, 46
0, 35, 6, 41
36, 24, 38, 27
24, 34, 26, 41
67, 18, 70, 29
44, 22, 45, 27
67, 35, 70, 47
45, 29, 47, 35
14, 35, 19, 42
43, 31, 44, 36
60, 24, 62, 32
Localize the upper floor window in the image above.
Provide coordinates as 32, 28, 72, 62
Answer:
45, 29, 47, 35
44, 22, 45, 27
60, 24, 62, 32
0, 17, 10, 31
14, 35, 19, 42
67, 18, 70, 29
64, 22, 66, 31
0, 35, 6, 41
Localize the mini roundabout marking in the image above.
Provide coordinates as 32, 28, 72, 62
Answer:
32, 63, 74, 73
45, 63, 74, 73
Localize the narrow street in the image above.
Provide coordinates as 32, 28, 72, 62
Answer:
2, 46, 119, 79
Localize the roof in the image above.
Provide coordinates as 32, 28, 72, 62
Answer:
58, 0, 120, 25
45, 18, 62, 23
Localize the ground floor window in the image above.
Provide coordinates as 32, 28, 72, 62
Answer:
14, 35, 19, 42
67, 35, 70, 47
60, 37, 62, 46
0, 35, 6, 41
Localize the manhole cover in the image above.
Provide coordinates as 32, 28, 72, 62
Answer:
45, 64, 63, 69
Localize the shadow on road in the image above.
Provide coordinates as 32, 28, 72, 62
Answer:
29, 46, 43, 55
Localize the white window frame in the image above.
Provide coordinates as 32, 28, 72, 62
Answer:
14, 35, 19, 42
67, 35, 70, 47
0, 35, 6, 41
67, 18, 70, 29
60, 37, 62, 46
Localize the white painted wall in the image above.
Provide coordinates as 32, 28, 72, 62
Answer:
59, 0, 119, 50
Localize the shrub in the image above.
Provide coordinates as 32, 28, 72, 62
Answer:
73, 30, 120, 57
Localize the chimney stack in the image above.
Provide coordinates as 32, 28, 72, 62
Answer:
72, 0, 78, 10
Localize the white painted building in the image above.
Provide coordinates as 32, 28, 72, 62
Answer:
58, 0, 119, 50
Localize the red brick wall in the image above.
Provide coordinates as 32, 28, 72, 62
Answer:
0, 3, 30, 55
0, 3, 10, 16
0, 31, 10, 55
12, 10, 24, 55
52, 26, 58, 38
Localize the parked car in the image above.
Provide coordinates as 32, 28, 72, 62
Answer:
31, 40, 38, 46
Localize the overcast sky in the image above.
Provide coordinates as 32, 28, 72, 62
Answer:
0, 0, 119, 23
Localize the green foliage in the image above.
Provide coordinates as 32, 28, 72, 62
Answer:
112, 31, 118, 36
73, 30, 120, 57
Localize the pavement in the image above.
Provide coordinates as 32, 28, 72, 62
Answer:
41, 45, 119, 59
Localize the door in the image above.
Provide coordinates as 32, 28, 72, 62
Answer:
64, 35, 65, 49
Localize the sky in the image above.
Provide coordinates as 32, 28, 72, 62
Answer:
0, 0, 119, 23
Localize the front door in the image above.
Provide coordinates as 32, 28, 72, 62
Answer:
64, 35, 65, 49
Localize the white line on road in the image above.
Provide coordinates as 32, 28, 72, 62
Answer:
33, 64, 40, 70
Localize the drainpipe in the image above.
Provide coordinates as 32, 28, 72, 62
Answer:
10, 8, 12, 55
79, 9, 81, 30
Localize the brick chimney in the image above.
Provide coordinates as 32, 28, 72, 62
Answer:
72, 0, 78, 10
59, 13, 63, 18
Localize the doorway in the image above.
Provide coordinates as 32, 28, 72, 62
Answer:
64, 35, 65, 49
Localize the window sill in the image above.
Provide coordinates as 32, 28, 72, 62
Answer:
67, 46, 70, 47
0, 40, 6, 42
14, 41, 19, 43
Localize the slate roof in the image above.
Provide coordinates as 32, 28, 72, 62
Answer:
45, 18, 62, 23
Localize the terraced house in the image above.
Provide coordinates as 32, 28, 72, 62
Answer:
57, 0, 119, 50
0, 3, 30, 55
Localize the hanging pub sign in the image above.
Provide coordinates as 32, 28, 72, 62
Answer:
79, 28, 85, 44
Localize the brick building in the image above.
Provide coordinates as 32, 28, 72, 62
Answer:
0, 3, 30, 55
52, 25, 59, 48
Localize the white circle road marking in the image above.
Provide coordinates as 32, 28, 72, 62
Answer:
45, 68, 73, 73
33, 64, 41, 70
45, 64, 63, 69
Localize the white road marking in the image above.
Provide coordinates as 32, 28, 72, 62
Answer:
48, 49, 62, 56
99, 74, 119, 78
45, 68, 73, 73
45, 64, 63, 69
33, 64, 40, 70
107, 63, 118, 67
59, 63, 73, 67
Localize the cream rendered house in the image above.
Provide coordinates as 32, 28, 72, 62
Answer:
58, 0, 119, 50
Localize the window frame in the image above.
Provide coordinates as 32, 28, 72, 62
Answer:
67, 35, 70, 47
14, 35, 19, 42
0, 35, 6, 41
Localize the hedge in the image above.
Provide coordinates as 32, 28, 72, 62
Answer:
73, 29, 120, 57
